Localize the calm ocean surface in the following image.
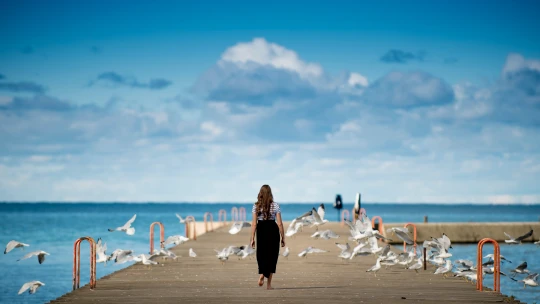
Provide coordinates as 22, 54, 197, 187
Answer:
0, 203, 539, 304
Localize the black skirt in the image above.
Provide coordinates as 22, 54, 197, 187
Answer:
256, 220, 280, 278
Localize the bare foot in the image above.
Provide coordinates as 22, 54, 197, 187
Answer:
267, 286, 274, 290
258, 276, 264, 287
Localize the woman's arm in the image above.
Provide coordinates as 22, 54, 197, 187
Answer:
276, 212, 285, 247
250, 212, 257, 248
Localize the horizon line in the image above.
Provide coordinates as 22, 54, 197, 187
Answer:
0, 201, 539, 206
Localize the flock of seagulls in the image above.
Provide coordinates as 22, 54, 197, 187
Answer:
4, 206, 539, 298
4, 240, 49, 295
4, 213, 199, 296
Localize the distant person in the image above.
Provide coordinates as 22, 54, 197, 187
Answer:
250, 184, 285, 290
333, 194, 343, 221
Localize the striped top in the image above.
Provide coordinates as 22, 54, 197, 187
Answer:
252, 202, 281, 220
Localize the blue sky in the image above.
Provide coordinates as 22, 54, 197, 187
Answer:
1, 0, 539, 203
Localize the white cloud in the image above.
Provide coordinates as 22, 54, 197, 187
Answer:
220, 37, 323, 79
348, 72, 369, 87
502, 53, 540, 75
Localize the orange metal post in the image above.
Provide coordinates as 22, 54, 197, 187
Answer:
149, 222, 165, 254
185, 215, 197, 241
403, 223, 417, 255
73, 236, 96, 291
341, 210, 350, 226
218, 209, 227, 224
204, 212, 214, 233
231, 207, 239, 222
371, 216, 383, 234
239, 207, 246, 222
476, 238, 500, 292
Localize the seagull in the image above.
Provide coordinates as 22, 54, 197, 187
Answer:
285, 219, 304, 237
96, 238, 108, 264
162, 235, 189, 247
534, 240, 540, 246
407, 257, 423, 273
140, 254, 159, 268
434, 260, 453, 278
4, 240, 29, 254
455, 259, 475, 271
282, 247, 290, 259
483, 253, 512, 263
17, 251, 49, 264
520, 273, 538, 289
176, 213, 186, 223
215, 246, 244, 264
298, 246, 327, 258
18, 281, 45, 295
239, 246, 255, 259
366, 258, 382, 276
109, 249, 133, 263
189, 248, 197, 258
511, 262, 530, 277
386, 227, 414, 245
335, 242, 350, 252
228, 221, 252, 235
108, 214, 136, 235
310, 207, 329, 230
312, 230, 339, 240
317, 204, 325, 221
504, 230, 533, 244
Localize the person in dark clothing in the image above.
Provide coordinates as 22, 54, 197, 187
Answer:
250, 185, 285, 290
334, 194, 343, 222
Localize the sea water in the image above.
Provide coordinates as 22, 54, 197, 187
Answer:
0, 203, 538, 304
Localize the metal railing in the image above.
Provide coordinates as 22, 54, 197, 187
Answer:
204, 212, 214, 233
218, 209, 227, 225
185, 215, 197, 240
149, 222, 164, 254
231, 207, 239, 222
73, 236, 96, 290
476, 238, 500, 292
404, 223, 417, 255
239, 207, 246, 222
371, 216, 384, 234
340, 210, 350, 226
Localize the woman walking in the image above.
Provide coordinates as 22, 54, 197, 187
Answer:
250, 184, 285, 290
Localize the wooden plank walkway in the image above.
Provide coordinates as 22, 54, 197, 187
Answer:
49, 222, 513, 304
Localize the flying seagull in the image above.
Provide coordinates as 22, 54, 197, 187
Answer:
4, 240, 29, 254
18, 281, 45, 295
504, 230, 533, 244
229, 221, 252, 235
386, 227, 414, 245
176, 214, 187, 223
521, 273, 538, 289
108, 214, 137, 235
17, 251, 49, 264
96, 238, 108, 264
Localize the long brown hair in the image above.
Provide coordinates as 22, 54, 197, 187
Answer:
256, 184, 274, 220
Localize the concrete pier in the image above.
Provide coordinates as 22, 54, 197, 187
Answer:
49, 222, 521, 304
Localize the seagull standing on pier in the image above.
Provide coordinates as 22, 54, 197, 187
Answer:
108, 214, 137, 235
189, 248, 197, 258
